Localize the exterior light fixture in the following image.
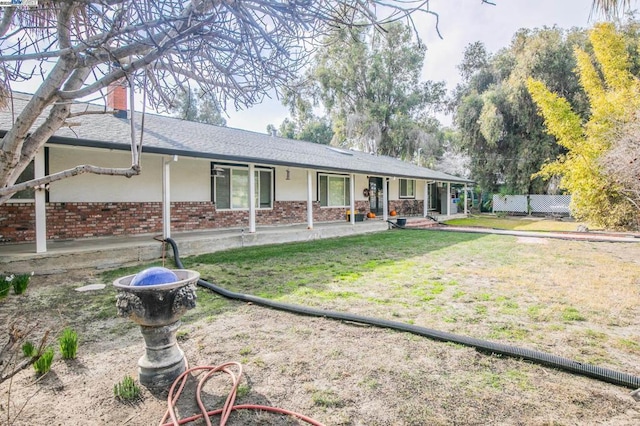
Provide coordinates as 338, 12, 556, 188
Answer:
286, 169, 291, 180
213, 166, 225, 177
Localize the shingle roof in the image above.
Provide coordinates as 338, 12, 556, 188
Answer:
1, 92, 472, 183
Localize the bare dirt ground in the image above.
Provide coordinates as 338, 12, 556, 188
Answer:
2, 236, 640, 425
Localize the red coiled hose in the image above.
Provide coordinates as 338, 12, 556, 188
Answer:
159, 362, 325, 426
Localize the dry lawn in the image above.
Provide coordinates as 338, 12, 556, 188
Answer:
1, 230, 640, 425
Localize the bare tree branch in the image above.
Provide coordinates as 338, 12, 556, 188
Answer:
0, 0, 475, 201
0, 164, 141, 201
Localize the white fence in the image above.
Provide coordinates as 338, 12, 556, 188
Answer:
492, 195, 528, 213
492, 194, 572, 215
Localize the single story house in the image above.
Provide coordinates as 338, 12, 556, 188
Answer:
0, 89, 472, 253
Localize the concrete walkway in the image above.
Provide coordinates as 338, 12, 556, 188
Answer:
429, 225, 640, 243
0, 220, 389, 274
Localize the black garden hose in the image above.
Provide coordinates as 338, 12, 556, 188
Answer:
164, 237, 640, 390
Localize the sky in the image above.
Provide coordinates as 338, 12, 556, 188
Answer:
224, 0, 595, 132
8, 0, 601, 133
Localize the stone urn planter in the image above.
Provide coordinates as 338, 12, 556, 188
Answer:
114, 268, 200, 389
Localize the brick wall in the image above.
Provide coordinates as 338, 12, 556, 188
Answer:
0, 203, 34, 242
0, 201, 355, 243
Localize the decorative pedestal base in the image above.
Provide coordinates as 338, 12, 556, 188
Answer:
138, 321, 186, 388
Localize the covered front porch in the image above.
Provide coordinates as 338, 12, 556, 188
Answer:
1, 220, 390, 274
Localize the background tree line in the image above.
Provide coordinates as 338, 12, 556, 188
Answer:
266, 12, 640, 229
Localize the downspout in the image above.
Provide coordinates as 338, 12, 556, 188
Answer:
162, 155, 177, 240
249, 164, 256, 233
35, 148, 46, 253
306, 170, 313, 229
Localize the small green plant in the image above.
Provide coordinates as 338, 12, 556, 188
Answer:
236, 383, 251, 398
114, 375, 141, 401
22, 341, 36, 358
12, 272, 33, 295
59, 328, 78, 359
33, 347, 54, 376
0, 276, 10, 299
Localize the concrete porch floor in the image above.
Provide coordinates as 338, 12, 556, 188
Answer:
0, 219, 392, 274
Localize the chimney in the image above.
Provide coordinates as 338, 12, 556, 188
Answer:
107, 81, 128, 119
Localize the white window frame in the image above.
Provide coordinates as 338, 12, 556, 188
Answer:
318, 173, 351, 207
399, 178, 416, 199
213, 165, 273, 210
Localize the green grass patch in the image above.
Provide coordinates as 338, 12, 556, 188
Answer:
475, 305, 488, 316
311, 389, 343, 408
488, 323, 530, 341
562, 307, 586, 322
615, 338, 640, 354
527, 305, 551, 322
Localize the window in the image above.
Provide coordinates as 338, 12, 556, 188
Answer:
319, 174, 351, 207
10, 161, 35, 201
399, 179, 415, 199
212, 164, 272, 210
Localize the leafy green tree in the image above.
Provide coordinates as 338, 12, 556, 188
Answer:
452, 27, 590, 194
172, 88, 227, 126
285, 21, 445, 160
270, 116, 333, 145
527, 22, 640, 229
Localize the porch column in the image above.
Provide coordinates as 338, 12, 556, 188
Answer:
464, 183, 468, 215
307, 170, 314, 229
35, 148, 46, 253
249, 163, 256, 233
382, 178, 389, 221
423, 181, 429, 217
349, 173, 355, 224
162, 156, 174, 240
446, 182, 451, 216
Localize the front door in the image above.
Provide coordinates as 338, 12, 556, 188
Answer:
368, 177, 384, 215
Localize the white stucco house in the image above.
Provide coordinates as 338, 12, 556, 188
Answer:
0, 90, 472, 253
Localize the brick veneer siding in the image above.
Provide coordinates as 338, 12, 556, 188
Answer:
0, 203, 35, 242
0, 201, 360, 243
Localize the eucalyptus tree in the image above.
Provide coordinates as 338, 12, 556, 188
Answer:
452, 27, 590, 194
271, 86, 333, 144
172, 88, 227, 126
0, 0, 461, 203
282, 21, 447, 161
